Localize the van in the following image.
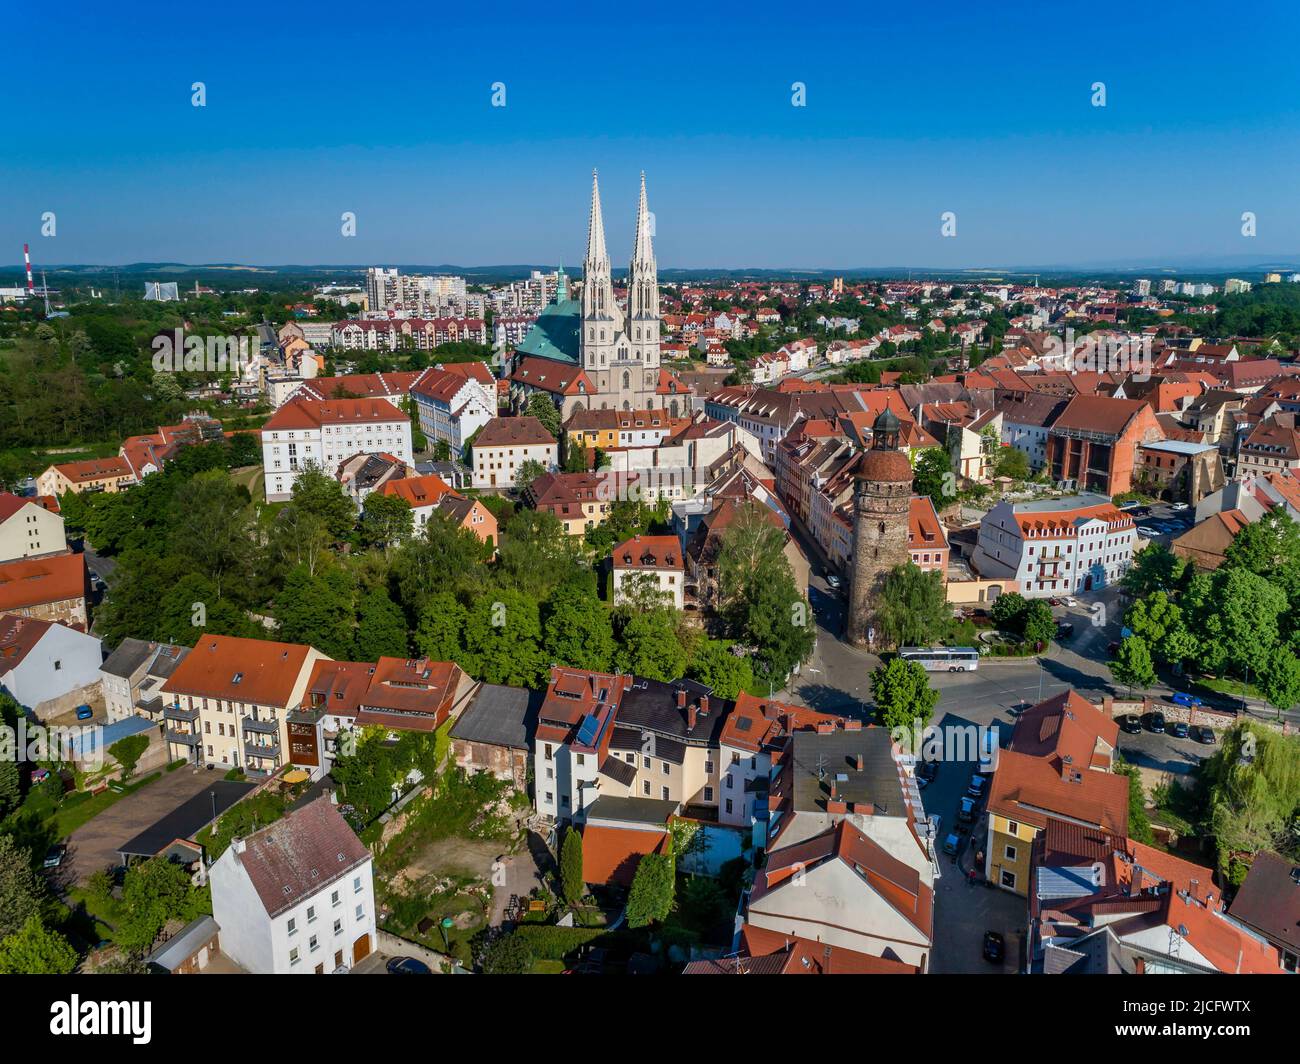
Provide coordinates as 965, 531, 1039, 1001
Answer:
968, 774, 987, 799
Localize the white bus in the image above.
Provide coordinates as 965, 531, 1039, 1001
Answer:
898, 646, 980, 673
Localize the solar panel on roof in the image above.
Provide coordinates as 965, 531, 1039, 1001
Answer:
576, 713, 600, 747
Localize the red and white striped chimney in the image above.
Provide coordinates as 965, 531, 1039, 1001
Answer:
24, 244, 34, 295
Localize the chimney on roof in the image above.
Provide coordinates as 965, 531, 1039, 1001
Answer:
687, 703, 697, 731
829, 780, 837, 799
700, 695, 709, 717
855, 753, 864, 771
232, 837, 246, 855
844, 719, 862, 731
676, 688, 686, 709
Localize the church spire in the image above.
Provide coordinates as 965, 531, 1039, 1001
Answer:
631, 171, 654, 266
585, 169, 609, 272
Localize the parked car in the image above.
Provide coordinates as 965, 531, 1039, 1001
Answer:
1170, 692, 1203, 708
1171, 502, 1189, 512
967, 774, 987, 799
1055, 622, 1074, 639
982, 931, 1006, 964
43, 845, 66, 869
386, 957, 432, 975
1170, 721, 1190, 739
1191, 725, 1217, 745
1064, 597, 1077, 608
75, 705, 93, 721
958, 796, 978, 823
916, 761, 938, 789
1143, 711, 1167, 734
942, 832, 961, 857
1117, 714, 1143, 734
1047, 596, 1063, 606
1107, 641, 1121, 656
825, 572, 841, 590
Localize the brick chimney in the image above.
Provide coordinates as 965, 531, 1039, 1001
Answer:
855, 753, 864, 771
676, 687, 686, 709
687, 703, 698, 730
844, 719, 862, 731
699, 695, 709, 717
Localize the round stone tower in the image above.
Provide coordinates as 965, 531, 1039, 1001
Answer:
847, 409, 914, 649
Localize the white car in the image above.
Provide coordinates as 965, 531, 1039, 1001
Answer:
1171, 502, 1189, 512
825, 572, 842, 590
1064, 596, 1077, 608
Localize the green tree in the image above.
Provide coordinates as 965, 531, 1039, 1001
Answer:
1110, 635, 1156, 694
359, 493, 414, 555
109, 734, 150, 781
993, 446, 1030, 481
1201, 724, 1300, 875
514, 459, 546, 492
0, 915, 78, 975
1122, 543, 1187, 598
275, 565, 356, 659
354, 588, 409, 661
0, 837, 43, 942
1022, 600, 1056, 649
115, 857, 207, 954
614, 609, 687, 682
990, 591, 1028, 631
479, 931, 534, 974
1124, 590, 1194, 666
912, 447, 955, 506
874, 564, 948, 648
290, 463, 357, 539
1260, 644, 1300, 713
870, 658, 940, 737
462, 589, 548, 687
524, 393, 562, 442
543, 583, 615, 672
626, 852, 675, 928
0, 759, 19, 819
413, 592, 468, 663
687, 639, 755, 700
560, 828, 585, 906
1116, 762, 1154, 845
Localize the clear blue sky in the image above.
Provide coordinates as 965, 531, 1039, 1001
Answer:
5, 1, 1299, 269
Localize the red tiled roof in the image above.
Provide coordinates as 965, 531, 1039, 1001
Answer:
0, 553, 85, 612
162, 634, 313, 707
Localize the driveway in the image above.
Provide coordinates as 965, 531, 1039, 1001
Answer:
65, 765, 218, 884
489, 830, 554, 927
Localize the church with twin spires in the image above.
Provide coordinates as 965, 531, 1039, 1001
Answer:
511, 171, 682, 415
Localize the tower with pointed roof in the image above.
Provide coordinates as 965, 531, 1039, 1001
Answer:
577, 170, 661, 412
847, 409, 914, 648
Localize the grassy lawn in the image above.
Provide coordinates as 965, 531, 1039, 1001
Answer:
1193, 675, 1261, 701
531, 959, 566, 974
230, 464, 264, 500
48, 772, 163, 839
66, 886, 125, 945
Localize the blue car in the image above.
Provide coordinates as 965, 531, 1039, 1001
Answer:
75, 705, 94, 720
1170, 692, 1202, 708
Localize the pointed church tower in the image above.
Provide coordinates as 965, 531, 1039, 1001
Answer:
627, 171, 660, 370
579, 171, 620, 378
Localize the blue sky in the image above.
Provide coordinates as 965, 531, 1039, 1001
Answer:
5, 1, 1300, 269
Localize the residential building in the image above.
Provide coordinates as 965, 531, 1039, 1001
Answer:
0, 493, 64, 563
100, 638, 190, 722
752, 723, 935, 970
0, 615, 103, 720
209, 796, 376, 974
1031, 817, 1283, 974
260, 397, 414, 503
525, 471, 624, 535
469, 416, 557, 490
409, 365, 497, 457
37, 456, 135, 497
610, 534, 684, 610
160, 634, 328, 775
449, 683, 537, 789
1228, 851, 1300, 972
0, 552, 88, 627
971, 494, 1138, 597
984, 691, 1128, 897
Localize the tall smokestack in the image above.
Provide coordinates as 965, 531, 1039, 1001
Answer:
24, 244, 34, 295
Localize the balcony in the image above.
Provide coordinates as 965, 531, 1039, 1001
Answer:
242, 716, 279, 736
166, 728, 201, 747
163, 702, 199, 723
244, 740, 281, 762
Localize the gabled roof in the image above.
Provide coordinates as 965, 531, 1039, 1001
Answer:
230, 797, 370, 919
611, 534, 682, 572
0, 492, 60, 523
0, 552, 86, 613
472, 416, 555, 449
262, 396, 403, 431
1009, 690, 1118, 772
162, 634, 313, 707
